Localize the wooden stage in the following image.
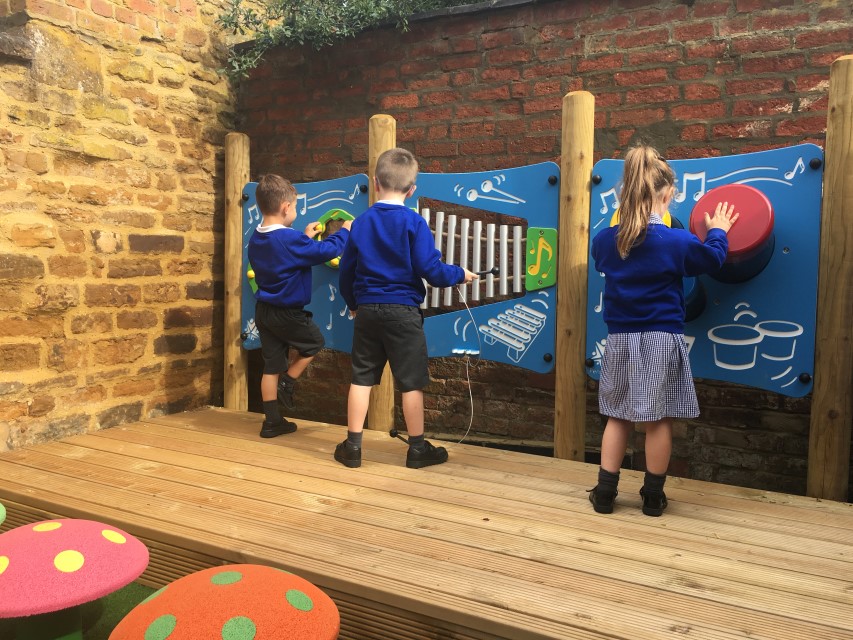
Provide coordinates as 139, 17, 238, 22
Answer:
0, 407, 851, 639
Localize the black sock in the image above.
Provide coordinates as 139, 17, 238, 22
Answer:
262, 400, 281, 423
408, 434, 425, 451
597, 467, 620, 493
644, 471, 667, 493
347, 430, 362, 449
280, 373, 296, 387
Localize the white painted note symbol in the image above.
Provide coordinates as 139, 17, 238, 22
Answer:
599, 188, 619, 214
326, 314, 333, 330
296, 193, 308, 216
246, 204, 260, 225
784, 157, 805, 180
594, 292, 603, 313
328, 284, 337, 302
674, 172, 706, 203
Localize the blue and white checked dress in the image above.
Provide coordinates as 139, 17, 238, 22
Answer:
599, 331, 699, 421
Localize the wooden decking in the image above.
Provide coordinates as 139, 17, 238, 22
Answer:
0, 407, 851, 639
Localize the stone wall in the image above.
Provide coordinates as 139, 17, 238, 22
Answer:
236, 0, 852, 496
0, 0, 235, 450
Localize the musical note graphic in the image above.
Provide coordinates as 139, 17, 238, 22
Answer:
246, 204, 260, 225
326, 314, 333, 330
594, 292, 603, 313
349, 184, 360, 200
296, 193, 307, 216
784, 157, 805, 180
674, 171, 707, 203
328, 284, 337, 302
598, 188, 619, 214
527, 236, 553, 277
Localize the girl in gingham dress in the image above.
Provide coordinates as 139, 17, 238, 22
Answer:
589, 146, 738, 516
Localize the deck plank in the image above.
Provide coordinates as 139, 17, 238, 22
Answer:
0, 407, 851, 640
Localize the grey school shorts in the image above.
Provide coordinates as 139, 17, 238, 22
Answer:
255, 301, 325, 374
351, 303, 429, 392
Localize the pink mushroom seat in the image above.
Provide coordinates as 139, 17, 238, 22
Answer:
0, 518, 149, 640
109, 563, 340, 639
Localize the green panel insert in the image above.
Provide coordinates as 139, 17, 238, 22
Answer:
246, 260, 258, 294
525, 227, 557, 291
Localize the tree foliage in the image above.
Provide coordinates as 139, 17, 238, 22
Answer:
218, 0, 476, 78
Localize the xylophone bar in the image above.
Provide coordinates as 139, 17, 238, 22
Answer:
420, 210, 525, 309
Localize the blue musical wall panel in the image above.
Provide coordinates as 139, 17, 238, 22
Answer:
585, 144, 823, 397
240, 175, 370, 352
241, 163, 560, 374
412, 163, 560, 374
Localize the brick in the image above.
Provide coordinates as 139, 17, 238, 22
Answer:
614, 68, 668, 86
11, 223, 57, 248
117, 309, 158, 329
615, 28, 669, 49
48, 255, 87, 278
71, 312, 113, 334
626, 85, 680, 104
726, 78, 785, 95
85, 284, 141, 307
610, 108, 666, 126
93, 335, 147, 365
97, 402, 144, 429
775, 116, 826, 137
671, 102, 727, 121
742, 54, 805, 74
684, 83, 721, 100
752, 11, 810, 31
577, 54, 623, 72
712, 120, 773, 139
154, 334, 197, 355
732, 98, 793, 117
681, 124, 708, 141
0, 343, 40, 370
108, 259, 163, 278
730, 34, 790, 54
128, 234, 184, 254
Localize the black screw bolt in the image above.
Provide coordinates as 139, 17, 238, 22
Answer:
798, 372, 812, 384
585, 358, 594, 368
548, 175, 558, 185
809, 158, 822, 170
592, 175, 602, 185
240, 332, 248, 341
242, 193, 249, 201
543, 353, 553, 363
360, 184, 368, 193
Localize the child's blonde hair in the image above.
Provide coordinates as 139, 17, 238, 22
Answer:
617, 146, 675, 259
375, 148, 418, 193
256, 174, 297, 216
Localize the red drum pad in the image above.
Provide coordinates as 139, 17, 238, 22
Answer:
689, 184, 775, 283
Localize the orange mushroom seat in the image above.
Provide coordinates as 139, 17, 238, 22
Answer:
109, 563, 340, 640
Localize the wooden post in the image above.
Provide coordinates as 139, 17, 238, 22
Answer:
554, 91, 595, 461
224, 133, 250, 411
807, 55, 853, 501
366, 115, 396, 430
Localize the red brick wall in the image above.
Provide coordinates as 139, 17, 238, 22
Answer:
236, 0, 852, 496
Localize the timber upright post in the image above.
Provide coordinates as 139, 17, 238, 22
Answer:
224, 133, 250, 411
807, 55, 853, 501
554, 91, 595, 461
366, 115, 397, 430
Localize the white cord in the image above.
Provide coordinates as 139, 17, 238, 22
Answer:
446, 285, 481, 447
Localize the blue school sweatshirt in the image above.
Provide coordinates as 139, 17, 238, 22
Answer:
339, 202, 464, 310
248, 224, 349, 308
592, 218, 729, 334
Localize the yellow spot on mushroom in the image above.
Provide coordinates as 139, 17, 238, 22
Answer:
54, 550, 85, 573
102, 529, 127, 544
0, 556, 8, 575
33, 522, 62, 532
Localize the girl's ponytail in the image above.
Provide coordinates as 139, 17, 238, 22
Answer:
616, 146, 674, 259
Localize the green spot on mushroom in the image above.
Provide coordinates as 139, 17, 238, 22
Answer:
221, 616, 256, 640
286, 589, 314, 612
211, 570, 243, 585
144, 613, 177, 640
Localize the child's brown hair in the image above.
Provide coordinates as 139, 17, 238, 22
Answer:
256, 174, 297, 217
375, 148, 418, 193
617, 146, 675, 259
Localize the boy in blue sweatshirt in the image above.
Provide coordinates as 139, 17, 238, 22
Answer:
335, 148, 477, 469
248, 174, 351, 438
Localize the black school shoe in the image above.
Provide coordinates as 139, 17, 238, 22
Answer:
260, 418, 297, 438
334, 440, 362, 468
406, 440, 448, 469
277, 377, 296, 409
640, 487, 668, 517
588, 486, 617, 514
